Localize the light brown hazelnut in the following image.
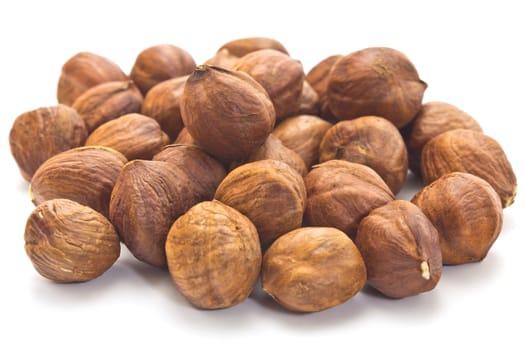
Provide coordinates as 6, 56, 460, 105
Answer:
85, 113, 169, 160
72, 80, 143, 133
304, 160, 394, 239
421, 129, 517, 207
218, 37, 288, 57
9, 105, 87, 181
327, 47, 427, 128
204, 50, 240, 69
173, 127, 197, 146
319, 116, 408, 194
262, 227, 366, 312
165, 200, 261, 309
305, 54, 342, 121
355, 200, 442, 298
24, 198, 120, 282
57, 52, 128, 106
296, 80, 320, 116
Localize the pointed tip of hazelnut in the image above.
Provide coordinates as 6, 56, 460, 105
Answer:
420, 260, 430, 280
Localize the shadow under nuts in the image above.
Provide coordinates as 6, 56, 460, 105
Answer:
24, 198, 120, 282
262, 227, 366, 312
165, 200, 261, 309
355, 200, 442, 298
412, 172, 503, 265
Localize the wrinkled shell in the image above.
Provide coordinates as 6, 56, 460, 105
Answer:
304, 160, 394, 239
234, 49, 304, 120
355, 200, 442, 298
9, 105, 87, 181
30, 146, 127, 217
262, 227, 366, 312
412, 172, 503, 265
421, 129, 517, 207
272, 115, 332, 169
57, 52, 128, 106
296, 80, 320, 115
130, 44, 196, 95
166, 200, 262, 309
24, 198, 120, 282
173, 127, 197, 146
320, 116, 408, 194
85, 113, 169, 160
181, 65, 275, 162
141, 76, 188, 140
405, 101, 483, 174
215, 159, 306, 249
218, 37, 288, 57
204, 50, 240, 69
327, 47, 427, 128
305, 54, 342, 121
72, 80, 143, 133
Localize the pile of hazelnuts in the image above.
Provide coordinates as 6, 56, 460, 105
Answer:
10, 37, 517, 312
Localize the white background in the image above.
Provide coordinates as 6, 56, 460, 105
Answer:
1, 1, 523, 349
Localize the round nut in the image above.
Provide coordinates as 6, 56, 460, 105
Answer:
24, 198, 120, 282
262, 227, 366, 312
296, 80, 320, 116
165, 200, 262, 309
412, 172, 503, 264
173, 127, 197, 146
9, 104, 87, 181
218, 37, 288, 57
306, 54, 342, 121
204, 50, 240, 69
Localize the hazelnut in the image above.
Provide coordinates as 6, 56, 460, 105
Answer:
57, 51, 128, 106
204, 50, 240, 69
412, 172, 503, 265
141, 76, 188, 140
319, 116, 408, 194
30, 146, 127, 217
272, 115, 332, 169
218, 37, 288, 57
304, 160, 394, 239
296, 80, 320, 116
421, 129, 517, 207
173, 127, 197, 146
327, 47, 427, 128
214, 159, 306, 249
9, 104, 88, 181
24, 198, 120, 282
262, 227, 366, 312
234, 49, 304, 120
355, 200, 442, 298
305, 54, 342, 121
405, 101, 483, 174
165, 200, 261, 309
180, 65, 275, 162
72, 80, 143, 133
85, 113, 169, 160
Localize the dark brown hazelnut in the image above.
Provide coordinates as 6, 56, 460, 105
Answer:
304, 160, 394, 239
412, 172, 503, 265
355, 200, 442, 298
130, 44, 195, 95
165, 200, 262, 309
421, 129, 517, 208
327, 47, 427, 128
319, 116, 408, 194
218, 37, 288, 57
57, 52, 128, 106
24, 198, 120, 282
305, 54, 342, 121
9, 105, 88, 181
262, 227, 366, 312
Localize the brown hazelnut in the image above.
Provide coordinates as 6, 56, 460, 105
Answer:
180, 65, 275, 162
305, 54, 342, 121
24, 198, 120, 282
57, 52, 128, 106
214, 159, 306, 249
412, 172, 503, 265
421, 129, 517, 208
296, 80, 320, 116
141, 76, 188, 140
173, 127, 197, 146
72, 80, 143, 133
85, 113, 169, 160
405, 101, 483, 174
204, 49, 240, 69
272, 115, 332, 169
234, 49, 304, 120
355, 200, 442, 298
304, 160, 394, 239
319, 116, 408, 194
165, 200, 261, 309
130, 44, 196, 95
262, 227, 366, 312
218, 37, 288, 57
327, 47, 427, 128
9, 105, 88, 181
30, 146, 127, 217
